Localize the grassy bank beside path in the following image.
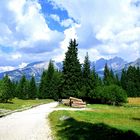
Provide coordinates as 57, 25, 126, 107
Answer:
0, 98, 53, 115
49, 98, 140, 140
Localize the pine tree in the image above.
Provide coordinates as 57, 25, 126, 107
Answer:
10, 80, 16, 98
28, 76, 37, 99
91, 66, 102, 87
88, 65, 102, 100
103, 63, 110, 85
38, 71, 47, 99
120, 66, 140, 97
126, 66, 138, 97
121, 69, 127, 90
48, 70, 62, 100
45, 60, 56, 98
17, 75, 29, 99
103, 64, 116, 85
136, 67, 140, 96
0, 75, 13, 102
83, 53, 91, 82
38, 60, 61, 99
115, 74, 120, 86
14, 81, 19, 98
110, 69, 115, 83
82, 53, 92, 98
62, 39, 82, 98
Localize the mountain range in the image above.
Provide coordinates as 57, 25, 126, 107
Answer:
0, 57, 140, 82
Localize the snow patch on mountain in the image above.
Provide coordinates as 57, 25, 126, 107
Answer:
0, 57, 139, 82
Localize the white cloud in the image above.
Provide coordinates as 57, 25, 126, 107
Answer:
60, 19, 74, 27
115, 27, 140, 44
0, 66, 15, 73
50, 14, 74, 28
79, 48, 101, 63
47, 25, 79, 62
50, 14, 60, 22
11, 53, 22, 60
0, 0, 140, 70
60, 25, 78, 51
50, 0, 140, 61
0, 0, 64, 65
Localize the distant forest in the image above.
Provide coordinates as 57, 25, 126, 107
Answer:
0, 39, 140, 104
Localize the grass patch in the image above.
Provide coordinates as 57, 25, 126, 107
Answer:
49, 99, 140, 140
0, 98, 53, 111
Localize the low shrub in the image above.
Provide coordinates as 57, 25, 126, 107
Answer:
91, 85, 127, 105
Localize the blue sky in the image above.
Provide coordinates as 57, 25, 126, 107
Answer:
38, 0, 70, 31
0, 0, 140, 72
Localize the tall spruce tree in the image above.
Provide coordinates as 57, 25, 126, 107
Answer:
62, 39, 82, 98
91, 66, 102, 87
88, 65, 102, 100
39, 60, 61, 99
0, 75, 13, 102
83, 53, 91, 82
28, 76, 37, 99
103, 63, 110, 85
17, 75, 28, 99
125, 66, 139, 97
136, 67, 140, 96
121, 69, 127, 90
103, 64, 116, 85
120, 66, 140, 97
82, 53, 92, 98
11, 80, 18, 98
38, 71, 47, 99
45, 60, 55, 98
48, 70, 62, 100
115, 74, 120, 86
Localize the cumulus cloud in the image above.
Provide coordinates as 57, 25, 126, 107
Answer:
0, 0, 140, 70
50, 14, 74, 28
11, 53, 22, 60
50, 0, 140, 61
0, 0, 64, 67
60, 18, 74, 27
19, 37, 63, 53
50, 14, 60, 22
0, 66, 15, 73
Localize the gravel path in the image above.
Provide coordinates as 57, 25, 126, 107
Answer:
0, 102, 58, 140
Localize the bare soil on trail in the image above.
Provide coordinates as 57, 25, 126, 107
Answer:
0, 102, 88, 140
0, 102, 58, 140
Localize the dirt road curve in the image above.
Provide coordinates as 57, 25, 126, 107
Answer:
0, 102, 58, 140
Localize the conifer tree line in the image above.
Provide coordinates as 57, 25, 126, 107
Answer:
0, 39, 140, 104
121, 66, 140, 97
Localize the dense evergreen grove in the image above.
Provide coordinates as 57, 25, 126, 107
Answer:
121, 66, 140, 97
0, 39, 140, 104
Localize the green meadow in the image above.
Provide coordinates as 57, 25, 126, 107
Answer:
0, 98, 53, 111
49, 98, 140, 140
